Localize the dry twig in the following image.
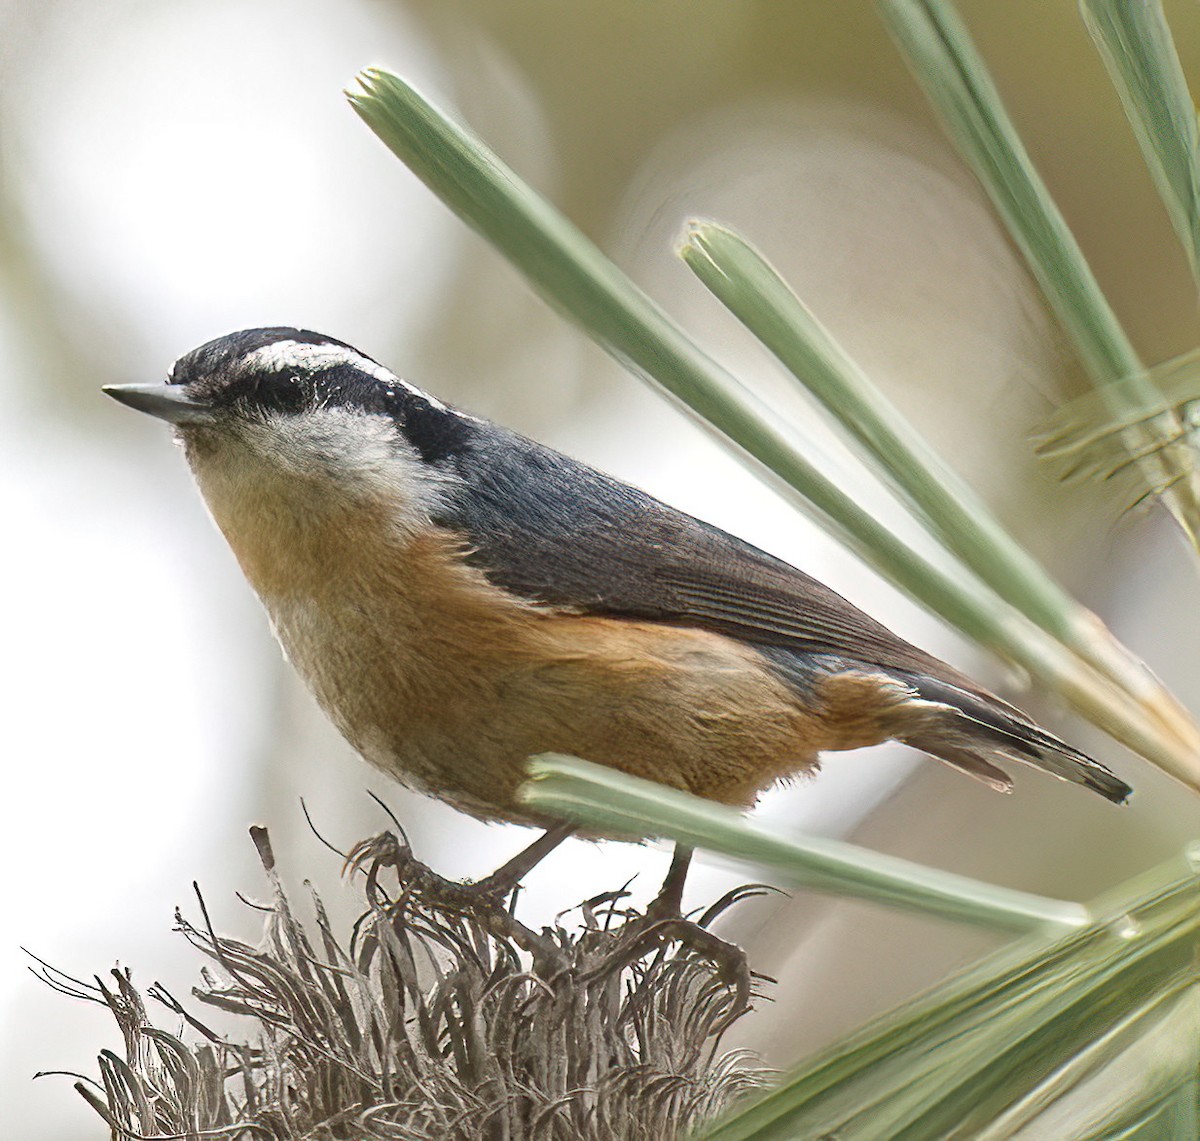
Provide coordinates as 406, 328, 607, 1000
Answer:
35, 825, 771, 1140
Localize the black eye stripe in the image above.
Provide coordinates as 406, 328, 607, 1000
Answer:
235, 370, 313, 416
205, 363, 416, 421
166, 328, 476, 462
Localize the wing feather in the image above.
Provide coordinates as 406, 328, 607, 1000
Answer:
437, 421, 967, 686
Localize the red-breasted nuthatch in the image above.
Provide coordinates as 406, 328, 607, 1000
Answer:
104, 328, 1130, 868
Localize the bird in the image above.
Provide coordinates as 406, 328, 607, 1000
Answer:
103, 327, 1131, 894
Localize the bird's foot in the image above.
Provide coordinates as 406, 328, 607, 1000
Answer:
345, 829, 569, 972
624, 912, 755, 1033
597, 847, 763, 1035
349, 823, 575, 911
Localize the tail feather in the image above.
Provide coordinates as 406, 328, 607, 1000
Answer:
899, 673, 1132, 805
906, 736, 1015, 794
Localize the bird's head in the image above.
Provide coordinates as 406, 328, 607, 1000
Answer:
104, 327, 472, 542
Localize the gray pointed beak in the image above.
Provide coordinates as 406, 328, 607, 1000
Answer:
103, 382, 214, 426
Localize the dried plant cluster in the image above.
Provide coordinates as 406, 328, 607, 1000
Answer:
38, 825, 770, 1140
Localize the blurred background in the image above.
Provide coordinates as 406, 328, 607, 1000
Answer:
3, 1, 1200, 1135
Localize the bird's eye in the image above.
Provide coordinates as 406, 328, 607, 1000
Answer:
239, 370, 312, 417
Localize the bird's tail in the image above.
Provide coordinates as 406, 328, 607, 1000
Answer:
898, 673, 1131, 805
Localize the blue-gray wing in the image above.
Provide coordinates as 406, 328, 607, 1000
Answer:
430, 417, 954, 681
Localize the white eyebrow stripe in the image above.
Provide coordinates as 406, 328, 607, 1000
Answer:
239, 340, 448, 410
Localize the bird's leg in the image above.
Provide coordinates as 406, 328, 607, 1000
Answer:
471, 823, 576, 899
645, 843, 694, 920
632, 843, 754, 1030
354, 824, 573, 913
348, 829, 569, 974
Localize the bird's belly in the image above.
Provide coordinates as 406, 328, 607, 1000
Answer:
264, 577, 920, 825
243, 514, 931, 824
